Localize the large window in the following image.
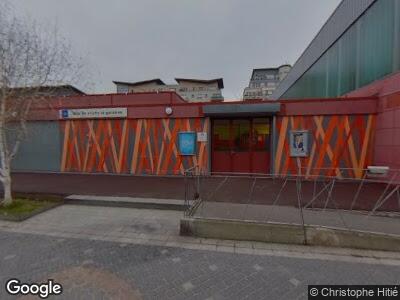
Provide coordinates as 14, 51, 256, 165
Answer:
213, 119, 230, 151
252, 118, 270, 151
232, 120, 250, 152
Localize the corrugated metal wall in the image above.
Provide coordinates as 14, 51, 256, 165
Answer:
273, 0, 390, 99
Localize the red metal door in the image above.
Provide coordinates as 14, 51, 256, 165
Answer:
231, 119, 251, 173
251, 118, 270, 174
211, 119, 231, 173
211, 118, 271, 174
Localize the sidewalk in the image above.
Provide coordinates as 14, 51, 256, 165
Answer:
194, 201, 400, 236
1, 204, 400, 264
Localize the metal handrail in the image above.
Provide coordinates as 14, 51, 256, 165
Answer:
183, 167, 400, 242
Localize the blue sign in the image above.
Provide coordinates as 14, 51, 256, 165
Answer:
61, 109, 69, 118
178, 132, 196, 156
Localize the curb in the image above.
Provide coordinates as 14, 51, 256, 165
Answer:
64, 196, 190, 211
180, 217, 400, 252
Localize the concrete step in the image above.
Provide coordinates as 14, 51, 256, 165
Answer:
64, 195, 191, 211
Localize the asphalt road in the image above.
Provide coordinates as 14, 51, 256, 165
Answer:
0, 230, 399, 300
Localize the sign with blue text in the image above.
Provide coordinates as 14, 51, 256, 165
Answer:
178, 132, 196, 155
59, 107, 127, 119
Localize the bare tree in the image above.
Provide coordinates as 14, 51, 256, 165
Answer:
0, 2, 84, 206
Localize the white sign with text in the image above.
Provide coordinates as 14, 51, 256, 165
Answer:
197, 132, 208, 142
59, 107, 127, 119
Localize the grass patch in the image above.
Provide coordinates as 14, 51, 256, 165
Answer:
0, 198, 62, 221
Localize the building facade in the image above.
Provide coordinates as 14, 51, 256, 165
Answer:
8, 0, 400, 181
113, 78, 224, 102
243, 65, 291, 100
14, 91, 379, 179
272, 0, 400, 100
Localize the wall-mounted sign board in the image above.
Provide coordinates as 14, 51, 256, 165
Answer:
59, 107, 127, 119
178, 132, 196, 155
197, 132, 208, 142
289, 130, 309, 157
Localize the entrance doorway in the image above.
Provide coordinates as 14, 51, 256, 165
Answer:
211, 118, 271, 174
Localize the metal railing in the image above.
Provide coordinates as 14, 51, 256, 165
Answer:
183, 167, 400, 237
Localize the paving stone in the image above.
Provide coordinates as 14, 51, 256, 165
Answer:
209, 264, 218, 271
0, 205, 399, 300
3, 254, 16, 260
172, 257, 181, 263
182, 281, 195, 291
289, 278, 300, 287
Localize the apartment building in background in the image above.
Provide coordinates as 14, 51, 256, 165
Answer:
243, 65, 291, 100
113, 78, 224, 102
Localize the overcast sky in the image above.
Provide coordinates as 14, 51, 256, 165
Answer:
12, 0, 341, 98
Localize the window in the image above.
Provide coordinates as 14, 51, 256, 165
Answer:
252, 118, 270, 151
232, 119, 250, 152
213, 120, 230, 151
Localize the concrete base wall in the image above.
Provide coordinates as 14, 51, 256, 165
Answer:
181, 217, 400, 252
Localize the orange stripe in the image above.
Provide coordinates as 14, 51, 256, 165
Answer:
162, 119, 179, 174
146, 121, 155, 173
275, 117, 288, 174
344, 116, 359, 177
71, 122, 82, 170
358, 115, 374, 173
187, 119, 197, 171
130, 120, 142, 174
82, 120, 91, 172
108, 121, 119, 173
97, 120, 110, 172
60, 121, 70, 171
330, 116, 346, 177
118, 120, 128, 173
157, 119, 168, 174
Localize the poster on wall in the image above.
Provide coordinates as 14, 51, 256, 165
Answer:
290, 130, 309, 157
178, 132, 196, 155
197, 132, 208, 142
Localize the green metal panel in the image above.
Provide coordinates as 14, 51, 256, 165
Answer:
338, 25, 357, 95
359, 0, 394, 87
282, 0, 398, 99
11, 121, 61, 172
327, 42, 339, 97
